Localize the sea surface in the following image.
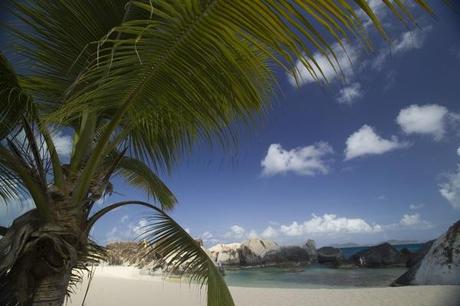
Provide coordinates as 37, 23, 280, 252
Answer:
223, 243, 423, 289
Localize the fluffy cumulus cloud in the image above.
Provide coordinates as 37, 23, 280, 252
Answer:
439, 165, 460, 209
288, 42, 358, 87
344, 125, 407, 160
51, 130, 73, 157
397, 104, 449, 140
200, 231, 214, 240
400, 213, 422, 226
279, 214, 382, 236
336, 82, 362, 105
399, 213, 432, 229
372, 27, 432, 71
224, 225, 247, 240
260, 226, 279, 239
458, 147, 460, 157
261, 142, 333, 176
106, 218, 148, 243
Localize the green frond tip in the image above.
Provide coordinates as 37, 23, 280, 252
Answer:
207, 260, 234, 306
116, 157, 177, 210
140, 207, 234, 306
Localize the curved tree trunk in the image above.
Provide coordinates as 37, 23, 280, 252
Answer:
0, 209, 85, 305
30, 268, 71, 305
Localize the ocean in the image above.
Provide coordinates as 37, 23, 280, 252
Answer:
223, 243, 423, 289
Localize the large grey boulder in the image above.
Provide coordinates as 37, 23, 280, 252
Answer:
263, 246, 311, 264
239, 239, 281, 266
393, 220, 460, 286
351, 243, 401, 267
317, 247, 343, 265
209, 243, 241, 266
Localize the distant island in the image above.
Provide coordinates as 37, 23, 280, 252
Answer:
382, 240, 420, 245
330, 242, 361, 248
331, 240, 421, 248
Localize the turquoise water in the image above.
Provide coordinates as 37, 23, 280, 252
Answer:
223, 244, 423, 289
224, 265, 406, 288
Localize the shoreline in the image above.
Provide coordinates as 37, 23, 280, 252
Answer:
68, 266, 460, 306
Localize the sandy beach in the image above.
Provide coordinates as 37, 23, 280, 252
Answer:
67, 266, 460, 306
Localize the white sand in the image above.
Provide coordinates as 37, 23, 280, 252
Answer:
67, 266, 460, 306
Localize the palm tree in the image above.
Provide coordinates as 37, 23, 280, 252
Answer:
0, 1, 431, 305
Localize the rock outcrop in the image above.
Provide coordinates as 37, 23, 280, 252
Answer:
351, 243, 401, 267
317, 247, 343, 265
209, 239, 314, 267
405, 240, 434, 268
399, 248, 413, 266
264, 246, 311, 264
393, 220, 460, 286
240, 239, 281, 266
209, 243, 241, 266
105, 241, 161, 269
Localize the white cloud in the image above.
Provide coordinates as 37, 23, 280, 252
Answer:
260, 226, 279, 239
224, 225, 246, 240
344, 125, 407, 160
288, 42, 358, 86
439, 165, 460, 209
248, 230, 259, 239
10, 129, 73, 162
457, 147, 460, 156
261, 142, 333, 176
337, 82, 362, 105
399, 213, 432, 228
409, 204, 423, 211
120, 215, 129, 223
106, 218, 149, 243
200, 231, 213, 240
372, 27, 432, 70
400, 213, 421, 226
51, 130, 72, 157
397, 104, 449, 140
279, 214, 382, 236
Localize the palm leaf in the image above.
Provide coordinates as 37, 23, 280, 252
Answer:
6, 0, 130, 108
116, 157, 177, 210
45, 1, 430, 201
141, 207, 234, 306
7, 1, 432, 204
0, 52, 32, 139
85, 200, 232, 306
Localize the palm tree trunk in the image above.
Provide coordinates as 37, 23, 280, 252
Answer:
30, 269, 71, 306
0, 209, 84, 305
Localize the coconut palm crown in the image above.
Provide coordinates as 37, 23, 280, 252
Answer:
0, 1, 431, 305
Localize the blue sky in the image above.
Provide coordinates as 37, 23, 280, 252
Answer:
1, 2, 460, 247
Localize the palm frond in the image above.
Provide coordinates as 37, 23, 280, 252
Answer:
141, 207, 234, 306
6, 1, 432, 205
0, 52, 32, 139
0, 144, 50, 220
48, 0, 430, 189
6, 0, 130, 108
116, 157, 177, 210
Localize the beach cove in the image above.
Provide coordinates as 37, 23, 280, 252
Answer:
68, 266, 460, 306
